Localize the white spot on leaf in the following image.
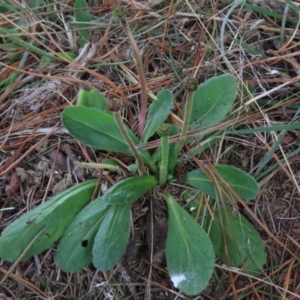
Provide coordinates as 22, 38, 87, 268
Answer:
171, 274, 186, 288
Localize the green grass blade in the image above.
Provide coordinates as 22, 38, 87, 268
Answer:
0, 27, 61, 62
229, 123, 300, 134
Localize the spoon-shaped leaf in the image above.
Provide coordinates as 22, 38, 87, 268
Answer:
77, 89, 111, 114
189, 74, 237, 129
142, 89, 173, 142
57, 176, 156, 271
104, 176, 157, 205
0, 180, 97, 262
57, 198, 110, 272
184, 165, 259, 202
203, 205, 266, 275
164, 193, 215, 296
92, 203, 131, 271
62, 106, 153, 166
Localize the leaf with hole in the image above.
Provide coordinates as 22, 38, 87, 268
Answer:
164, 193, 215, 296
203, 205, 266, 274
184, 165, 259, 202
104, 176, 157, 205
57, 176, 156, 271
92, 203, 131, 271
143, 89, 173, 142
57, 197, 110, 272
0, 180, 97, 262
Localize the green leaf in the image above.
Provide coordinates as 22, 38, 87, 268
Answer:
62, 106, 153, 166
92, 204, 131, 271
190, 74, 237, 129
203, 205, 266, 274
0, 180, 97, 262
74, 0, 91, 48
142, 89, 173, 142
184, 165, 259, 202
104, 176, 157, 205
164, 194, 215, 296
56, 176, 156, 271
57, 198, 110, 272
77, 89, 111, 113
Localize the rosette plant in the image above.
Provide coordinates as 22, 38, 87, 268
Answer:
0, 4, 268, 296
0, 74, 266, 296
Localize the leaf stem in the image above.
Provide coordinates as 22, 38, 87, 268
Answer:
178, 92, 193, 153
159, 136, 169, 187
114, 110, 147, 175
79, 162, 121, 171
119, 20, 148, 138
178, 78, 198, 153
157, 124, 172, 187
